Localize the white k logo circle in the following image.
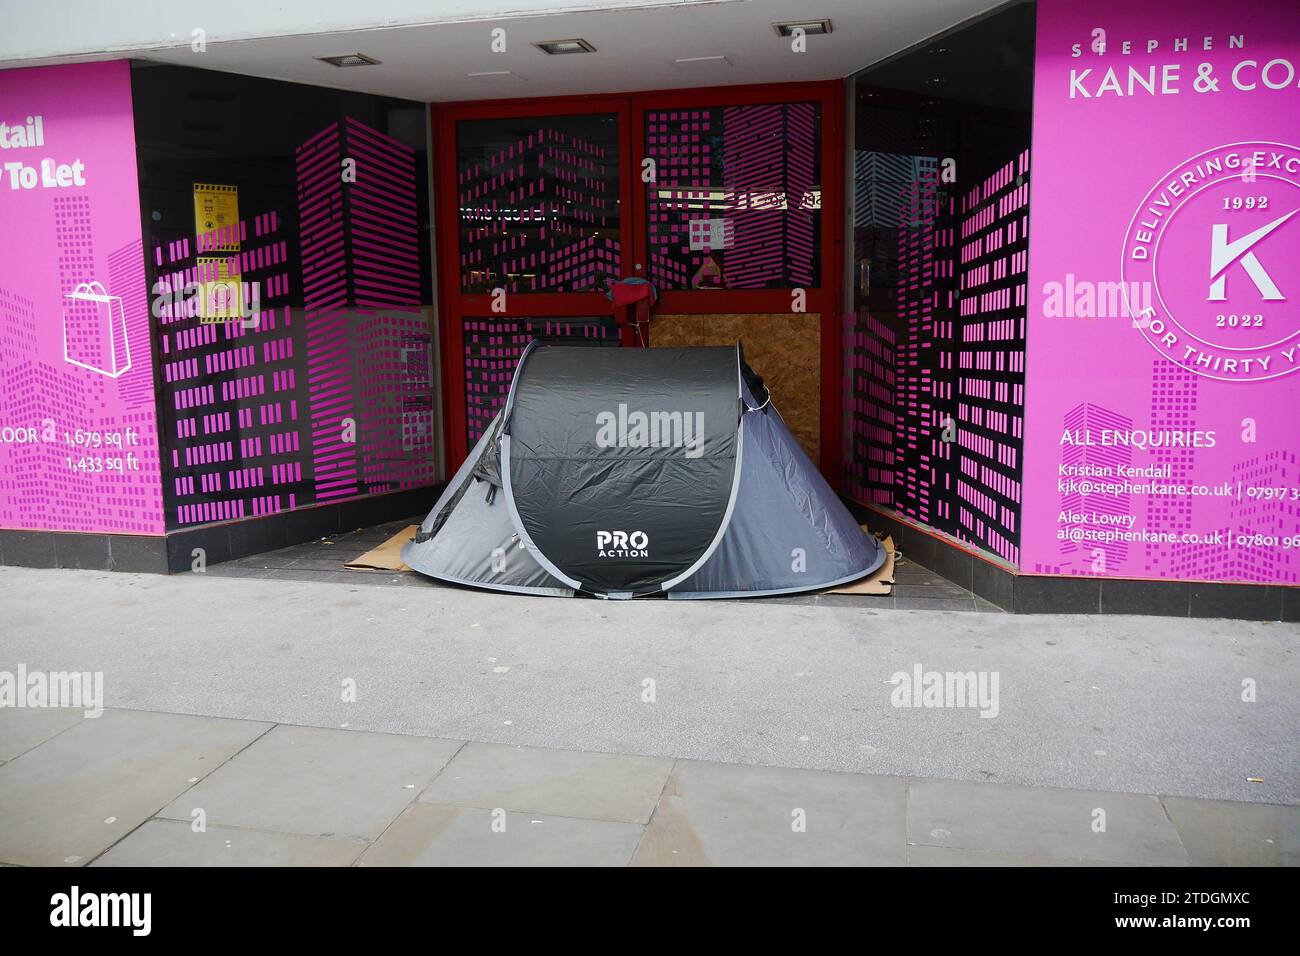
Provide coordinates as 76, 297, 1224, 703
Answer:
1208, 208, 1296, 301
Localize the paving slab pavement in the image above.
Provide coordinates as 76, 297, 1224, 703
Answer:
0, 706, 1290, 866
358, 804, 644, 867
0, 707, 85, 762
903, 845, 1119, 866
1, 566, 1295, 806
907, 777, 1187, 865
631, 759, 908, 866
417, 741, 672, 824
0, 709, 269, 867
156, 724, 463, 841
93, 820, 366, 867
1161, 796, 1299, 867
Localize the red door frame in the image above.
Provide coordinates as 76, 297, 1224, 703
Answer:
432, 94, 636, 473
432, 80, 845, 483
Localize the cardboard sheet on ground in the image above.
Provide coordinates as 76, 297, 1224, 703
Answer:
824, 532, 894, 595
345, 525, 419, 572
348, 525, 892, 589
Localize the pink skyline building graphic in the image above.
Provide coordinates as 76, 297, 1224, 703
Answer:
0, 197, 163, 534
646, 109, 710, 290
892, 168, 955, 532
722, 102, 816, 289
1219, 451, 1298, 584
297, 117, 435, 503
953, 151, 1029, 565
1164, 447, 1300, 585
462, 316, 618, 445
456, 121, 627, 443
1052, 402, 1133, 573
153, 204, 306, 526
458, 125, 619, 293
850, 148, 1029, 564
1142, 362, 1199, 577
842, 307, 896, 506
843, 151, 939, 506
646, 104, 818, 290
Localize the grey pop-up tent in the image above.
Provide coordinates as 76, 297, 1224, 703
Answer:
402, 343, 885, 599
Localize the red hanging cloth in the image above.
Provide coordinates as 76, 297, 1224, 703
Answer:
607, 278, 658, 348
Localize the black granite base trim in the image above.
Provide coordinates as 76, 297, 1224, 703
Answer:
972, 558, 1014, 610
1014, 574, 1101, 615
929, 537, 975, 594
1098, 578, 1190, 618
166, 521, 235, 573
164, 484, 441, 573
0, 485, 441, 575
1283, 587, 1300, 624
1187, 582, 1285, 622
843, 498, 1292, 620
0, 530, 59, 568
54, 533, 111, 571
108, 534, 171, 574
0, 530, 168, 572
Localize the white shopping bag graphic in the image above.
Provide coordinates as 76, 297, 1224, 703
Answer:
63, 280, 132, 378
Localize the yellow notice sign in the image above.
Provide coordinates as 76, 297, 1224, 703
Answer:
195, 257, 243, 323
193, 183, 240, 253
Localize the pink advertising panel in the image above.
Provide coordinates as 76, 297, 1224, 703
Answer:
0, 61, 163, 534
1022, 0, 1300, 584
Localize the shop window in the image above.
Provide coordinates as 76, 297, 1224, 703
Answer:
132, 64, 435, 529
844, 1, 1034, 565
456, 114, 621, 294
644, 102, 821, 290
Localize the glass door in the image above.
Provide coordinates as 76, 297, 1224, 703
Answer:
434, 97, 635, 468
433, 83, 844, 477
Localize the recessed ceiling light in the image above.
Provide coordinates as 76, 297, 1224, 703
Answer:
316, 53, 381, 68
534, 38, 596, 55
772, 19, 832, 38
466, 70, 524, 83
675, 55, 732, 66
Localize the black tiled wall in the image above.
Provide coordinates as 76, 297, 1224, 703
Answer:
0, 485, 438, 576
850, 501, 1294, 622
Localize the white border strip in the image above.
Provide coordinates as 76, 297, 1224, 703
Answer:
659, 343, 746, 592
666, 546, 889, 601
402, 557, 576, 598
501, 433, 585, 591
498, 341, 585, 591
